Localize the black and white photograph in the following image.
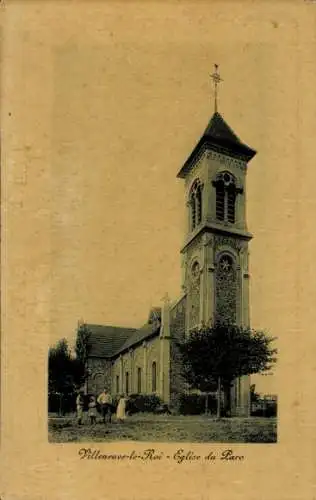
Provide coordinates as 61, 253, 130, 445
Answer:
47, 40, 282, 445
5, 2, 316, 499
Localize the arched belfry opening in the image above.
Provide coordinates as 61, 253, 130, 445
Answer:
213, 171, 241, 224
189, 179, 203, 231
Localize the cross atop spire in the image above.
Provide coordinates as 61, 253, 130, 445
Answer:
210, 63, 223, 113
161, 292, 171, 306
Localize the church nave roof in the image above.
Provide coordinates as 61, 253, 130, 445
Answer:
85, 307, 162, 359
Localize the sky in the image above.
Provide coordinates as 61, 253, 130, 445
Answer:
6, 1, 315, 396
45, 4, 303, 395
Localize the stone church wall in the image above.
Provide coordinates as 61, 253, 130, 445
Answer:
86, 357, 112, 395
110, 335, 161, 397
146, 337, 160, 394
169, 296, 186, 406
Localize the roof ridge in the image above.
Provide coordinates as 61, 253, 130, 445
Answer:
85, 323, 138, 331
111, 322, 161, 357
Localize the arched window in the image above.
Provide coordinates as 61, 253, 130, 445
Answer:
190, 192, 196, 229
215, 254, 237, 324
137, 367, 142, 393
189, 180, 203, 230
214, 172, 239, 224
152, 362, 157, 392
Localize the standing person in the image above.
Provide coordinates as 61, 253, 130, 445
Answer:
76, 391, 84, 425
88, 395, 97, 425
116, 394, 128, 423
97, 388, 112, 424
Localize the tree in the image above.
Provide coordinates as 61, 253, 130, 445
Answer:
75, 323, 91, 364
48, 328, 92, 413
48, 339, 79, 415
48, 339, 74, 395
74, 322, 92, 391
178, 322, 277, 418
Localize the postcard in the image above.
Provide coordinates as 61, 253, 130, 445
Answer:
1, 1, 315, 499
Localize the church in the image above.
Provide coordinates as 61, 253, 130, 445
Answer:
80, 67, 257, 417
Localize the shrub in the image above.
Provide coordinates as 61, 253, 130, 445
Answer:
126, 394, 162, 414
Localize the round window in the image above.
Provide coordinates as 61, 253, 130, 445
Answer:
191, 261, 200, 279
219, 255, 233, 272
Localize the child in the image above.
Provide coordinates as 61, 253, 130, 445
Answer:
88, 395, 97, 425
116, 394, 128, 423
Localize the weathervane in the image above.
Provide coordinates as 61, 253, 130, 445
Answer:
210, 63, 223, 113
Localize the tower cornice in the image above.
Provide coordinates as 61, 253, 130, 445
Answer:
180, 223, 252, 254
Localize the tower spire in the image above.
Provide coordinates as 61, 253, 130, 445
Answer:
210, 63, 223, 113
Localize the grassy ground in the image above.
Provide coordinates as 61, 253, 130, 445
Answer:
48, 413, 277, 443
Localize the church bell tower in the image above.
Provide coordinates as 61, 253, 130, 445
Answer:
177, 65, 257, 416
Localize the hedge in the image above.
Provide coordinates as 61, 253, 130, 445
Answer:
174, 393, 218, 415
126, 394, 162, 414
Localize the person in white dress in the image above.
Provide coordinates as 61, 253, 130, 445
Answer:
116, 394, 128, 422
76, 392, 84, 425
